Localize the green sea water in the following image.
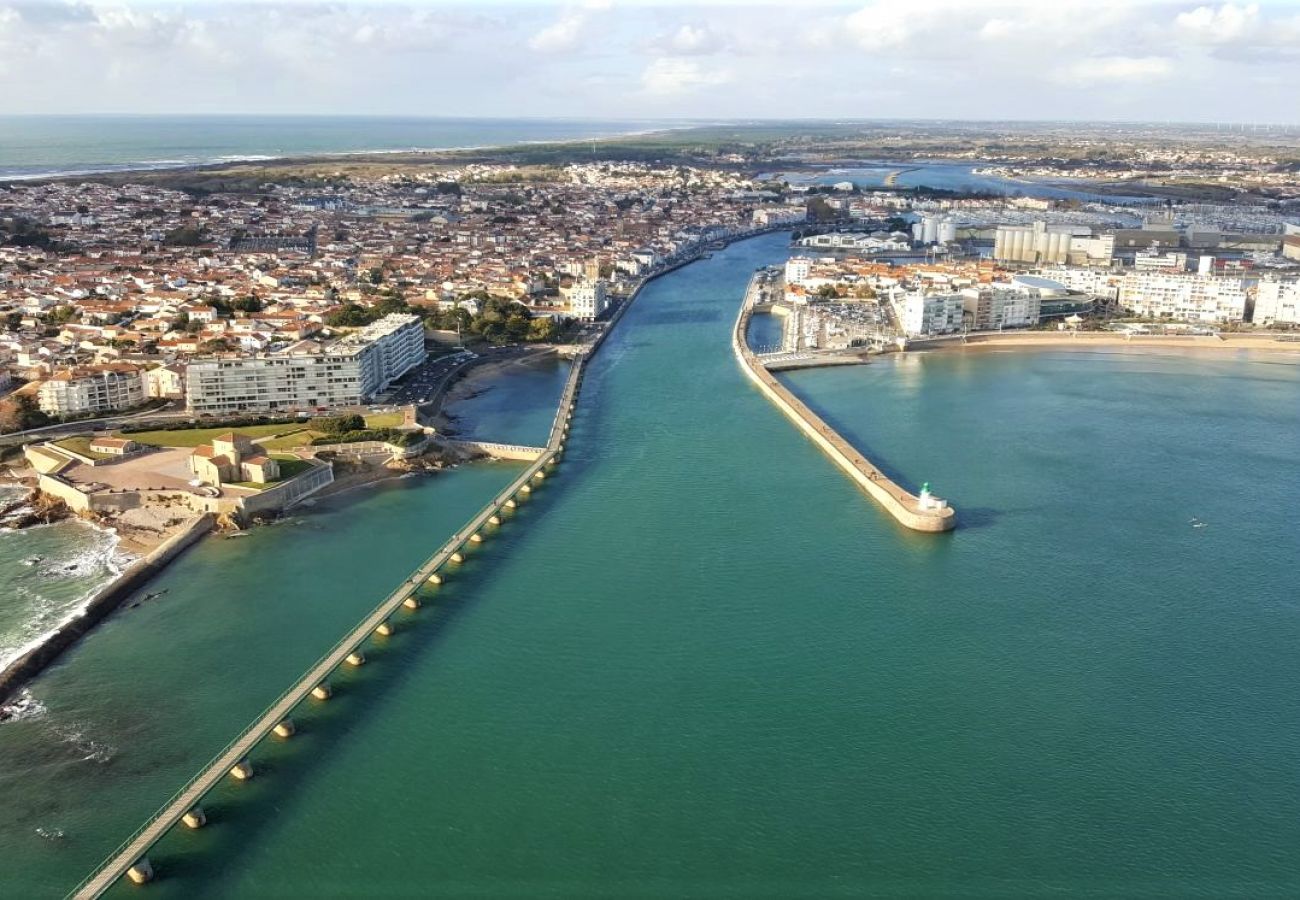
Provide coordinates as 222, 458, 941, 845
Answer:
4, 233, 1300, 897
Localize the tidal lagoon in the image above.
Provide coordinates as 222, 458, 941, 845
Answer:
4, 233, 1300, 897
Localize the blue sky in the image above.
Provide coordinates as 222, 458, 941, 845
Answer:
0, 1, 1297, 122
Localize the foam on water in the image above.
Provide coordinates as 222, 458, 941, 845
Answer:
0, 516, 131, 672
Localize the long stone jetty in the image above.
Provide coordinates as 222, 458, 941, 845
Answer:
734, 275, 956, 534
67, 359, 583, 899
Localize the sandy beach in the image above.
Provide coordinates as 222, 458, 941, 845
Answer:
915, 331, 1300, 358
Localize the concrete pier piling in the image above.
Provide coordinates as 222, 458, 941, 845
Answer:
375, 621, 393, 637
520, 484, 532, 494
273, 719, 296, 739
345, 651, 366, 667
450, 551, 465, 563
229, 759, 254, 781
469, 532, 484, 544
505, 498, 517, 509
489, 514, 501, 526
402, 595, 421, 610
427, 572, 443, 585
126, 858, 154, 885
182, 807, 207, 829
311, 682, 333, 700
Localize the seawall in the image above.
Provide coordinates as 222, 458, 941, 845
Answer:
0, 513, 213, 705
733, 279, 956, 534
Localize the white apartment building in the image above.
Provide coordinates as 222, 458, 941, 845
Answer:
567, 280, 609, 321
185, 313, 425, 415
899, 292, 965, 336
38, 366, 145, 415
960, 287, 1042, 330
1038, 267, 1123, 299
1117, 273, 1248, 323
784, 257, 812, 285
331, 313, 427, 394
1254, 279, 1300, 325
752, 206, 808, 227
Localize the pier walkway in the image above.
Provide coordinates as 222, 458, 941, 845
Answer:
735, 275, 956, 533
69, 360, 585, 900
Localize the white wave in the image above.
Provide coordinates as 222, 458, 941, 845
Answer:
0, 689, 47, 725
51, 721, 117, 764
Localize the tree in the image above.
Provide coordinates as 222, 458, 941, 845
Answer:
0, 394, 51, 433
325, 304, 378, 327
367, 267, 384, 285
319, 413, 365, 434
233, 295, 264, 314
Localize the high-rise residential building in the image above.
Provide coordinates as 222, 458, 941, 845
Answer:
1254, 279, 1300, 326
899, 292, 965, 336
185, 313, 425, 415
38, 365, 146, 415
1117, 273, 1248, 323
568, 280, 608, 321
960, 287, 1042, 330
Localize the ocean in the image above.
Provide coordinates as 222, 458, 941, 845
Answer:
0, 116, 670, 181
0, 486, 127, 678
2, 235, 1299, 896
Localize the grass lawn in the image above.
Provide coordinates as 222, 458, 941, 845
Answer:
363, 411, 406, 429
272, 456, 314, 478
116, 422, 312, 448
54, 436, 114, 460
228, 456, 315, 491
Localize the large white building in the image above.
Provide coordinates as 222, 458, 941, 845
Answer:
185, 313, 425, 415
899, 292, 965, 336
38, 366, 146, 416
752, 206, 808, 227
567, 280, 609, 321
1117, 273, 1248, 323
1254, 279, 1300, 326
961, 286, 1042, 330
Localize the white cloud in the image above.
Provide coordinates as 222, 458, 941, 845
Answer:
525, 4, 605, 53
654, 23, 724, 55
1175, 3, 1260, 43
640, 57, 731, 95
1057, 55, 1173, 83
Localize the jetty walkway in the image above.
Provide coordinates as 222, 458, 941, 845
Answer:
734, 275, 956, 533
69, 360, 585, 899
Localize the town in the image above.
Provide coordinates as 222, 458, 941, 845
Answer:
2, 155, 1299, 536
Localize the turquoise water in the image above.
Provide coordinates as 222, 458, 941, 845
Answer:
443, 357, 572, 446
0, 487, 126, 674
4, 233, 1300, 897
0, 116, 664, 180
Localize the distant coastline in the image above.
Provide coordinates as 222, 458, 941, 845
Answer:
0, 115, 684, 183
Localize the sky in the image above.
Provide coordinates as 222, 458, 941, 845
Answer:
0, 0, 1297, 122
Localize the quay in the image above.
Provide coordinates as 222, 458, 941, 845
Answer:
734, 274, 956, 533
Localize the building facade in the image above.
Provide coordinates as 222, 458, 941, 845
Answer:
1254, 279, 1300, 326
38, 366, 145, 415
567, 280, 608, 321
1117, 273, 1248, 323
899, 292, 965, 336
185, 313, 425, 415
